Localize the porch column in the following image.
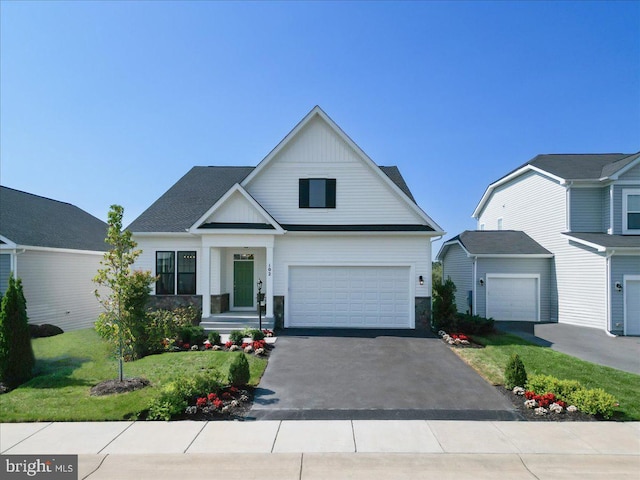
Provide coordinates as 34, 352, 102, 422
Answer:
266, 245, 274, 318
201, 246, 211, 318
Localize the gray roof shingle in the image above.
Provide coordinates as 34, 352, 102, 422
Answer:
507, 152, 640, 181
128, 165, 417, 233
0, 186, 108, 251
447, 230, 552, 256
563, 232, 640, 249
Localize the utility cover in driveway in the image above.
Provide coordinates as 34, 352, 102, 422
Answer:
288, 266, 411, 328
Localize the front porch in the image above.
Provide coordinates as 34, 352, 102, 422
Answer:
200, 312, 275, 334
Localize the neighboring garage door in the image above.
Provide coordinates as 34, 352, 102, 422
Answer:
288, 266, 412, 328
624, 276, 640, 335
486, 275, 539, 321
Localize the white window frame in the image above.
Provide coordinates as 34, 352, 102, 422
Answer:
622, 189, 640, 234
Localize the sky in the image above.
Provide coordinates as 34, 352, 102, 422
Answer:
1, 1, 639, 258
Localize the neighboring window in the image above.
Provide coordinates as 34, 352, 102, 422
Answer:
156, 252, 175, 294
497, 218, 503, 230
299, 178, 336, 208
623, 189, 640, 233
156, 251, 197, 295
233, 253, 254, 260
177, 251, 197, 295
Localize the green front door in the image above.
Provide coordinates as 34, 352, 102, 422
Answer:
233, 260, 254, 307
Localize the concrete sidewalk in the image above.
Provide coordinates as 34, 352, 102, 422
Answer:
2, 420, 639, 479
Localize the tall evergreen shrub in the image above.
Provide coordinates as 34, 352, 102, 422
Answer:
0, 275, 35, 388
432, 277, 457, 331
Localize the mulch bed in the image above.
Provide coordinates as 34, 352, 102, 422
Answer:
90, 377, 151, 396
496, 386, 601, 422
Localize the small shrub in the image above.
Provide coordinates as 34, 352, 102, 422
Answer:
229, 330, 245, 346
432, 277, 457, 332
527, 374, 581, 400
147, 371, 222, 421
504, 353, 527, 389
178, 325, 206, 346
172, 305, 202, 326
228, 353, 250, 386
566, 388, 618, 419
249, 329, 265, 341
207, 331, 221, 345
453, 313, 494, 335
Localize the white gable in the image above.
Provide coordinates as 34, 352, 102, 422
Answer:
243, 109, 439, 228
204, 190, 269, 224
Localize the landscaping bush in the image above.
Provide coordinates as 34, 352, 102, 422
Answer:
147, 371, 223, 421
177, 325, 206, 347
228, 353, 250, 386
172, 305, 202, 326
432, 277, 457, 332
0, 276, 35, 388
453, 313, 494, 334
504, 353, 527, 389
249, 329, 265, 341
526, 373, 618, 419
207, 331, 221, 346
28, 323, 64, 338
566, 387, 618, 419
229, 330, 245, 346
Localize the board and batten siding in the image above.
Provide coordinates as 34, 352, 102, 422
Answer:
610, 255, 640, 334
441, 243, 473, 314
245, 116, 424, 225
570, 187, 605, 232
475, 257, 552, 322
17, 249, 104, 331
273, 234, 431, 299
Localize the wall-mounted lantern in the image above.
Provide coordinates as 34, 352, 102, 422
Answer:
479, 278, 485, 286
615, 281, 623, 292
419, 275, 424, 286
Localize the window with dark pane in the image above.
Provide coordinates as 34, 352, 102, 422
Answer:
177, 251, 196, 294
156, 251, 175, 294
299, 178, 336, 208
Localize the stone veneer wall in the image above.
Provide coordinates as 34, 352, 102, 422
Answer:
415, 297, 432, 331
147, 296, 203, 324
210, 293, 230, 314
273, 296, 285, 330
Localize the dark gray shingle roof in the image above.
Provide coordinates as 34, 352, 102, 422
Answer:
507, 152, 640, 181
128, 165, 417, 233
0, 186, 108, 251
563, 232, 640, 249
448, 230, 552, 256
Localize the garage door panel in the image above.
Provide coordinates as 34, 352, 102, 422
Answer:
289, 266, 411, 328
487, 276, 538, 322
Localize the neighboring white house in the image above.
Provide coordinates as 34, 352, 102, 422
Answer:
129, 106, 444, 330
0, 186, 108, 331
438, 153, 640, 336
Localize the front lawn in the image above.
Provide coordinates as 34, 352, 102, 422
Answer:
452, 332, 640, 421
0, 329, 268, 422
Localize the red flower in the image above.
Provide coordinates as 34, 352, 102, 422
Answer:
196, 397, 207, 408
183, 343, 190, 350
221, 392, 232, 400
207, 392, 217, 402
253, 340, 266, 350
556, 400, 567, 408
225, 341, 233, 348
213, 398, 223, 409
228, 386, 239, 394
524, 391, 536, 400
242, 342, 250, 349
204, 343, 212, 350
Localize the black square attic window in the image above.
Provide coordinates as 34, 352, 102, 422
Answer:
299, 178, 336, 208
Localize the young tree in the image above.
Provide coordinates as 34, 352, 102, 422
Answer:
0, 275, 35, 388
94, 205, 154, 381
432, 276, 457, 332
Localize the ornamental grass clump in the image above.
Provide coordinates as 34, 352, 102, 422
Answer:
504, 353, 527, 389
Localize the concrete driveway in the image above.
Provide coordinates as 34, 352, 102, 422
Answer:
249, 329, 517, 420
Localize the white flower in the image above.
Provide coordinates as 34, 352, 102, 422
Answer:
567, 405, 578, 413
203, 339, 211, 345
244, 345, 254, 353
460, 339, 470, 345
212, 345, 222, 351
549, 403, 564, 414
512, 386, 525, 396
229, 345, 240, 351
438, 330, 446, 337
191, 345, 199, 351
534, 407, 548, 416
524, 399, 537, 409
185, 406, 197, 415
255, 348, 265, 356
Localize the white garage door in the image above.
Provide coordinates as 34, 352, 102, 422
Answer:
625, 277, 640, 336
288, 266, 412, 328
486, 275, 539, 321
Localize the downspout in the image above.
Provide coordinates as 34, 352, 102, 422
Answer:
605, 250, 617, 337
565, 182, 572, 231
609, 184, 614, 234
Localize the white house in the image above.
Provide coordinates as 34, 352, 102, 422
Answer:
0, 186, 108, 331
438, 153, 640, 336
129, 106, 444, 330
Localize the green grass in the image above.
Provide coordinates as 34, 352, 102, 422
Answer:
0, 329, 268, 422
454, 332, 640, 421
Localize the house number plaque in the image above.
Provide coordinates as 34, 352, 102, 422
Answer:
268, 264, 272, 276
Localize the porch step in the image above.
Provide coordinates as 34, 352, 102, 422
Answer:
199, 316, 275, 334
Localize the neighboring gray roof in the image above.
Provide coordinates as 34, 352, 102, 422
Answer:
509, 152, 640, 181
0, 186, 108, 251
445, 230, 552, 256
563, 232, 640, 249
128, 165, 418, 233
